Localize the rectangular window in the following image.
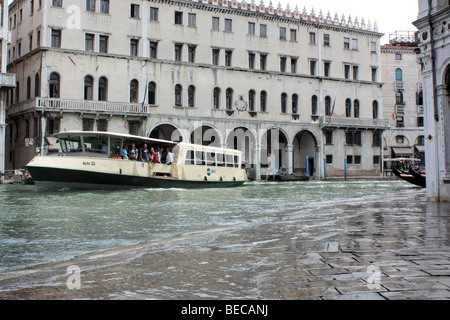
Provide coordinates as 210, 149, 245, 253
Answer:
131, 4, 140, 18
395, 53, 402, 60
352, 38, 358, 50
310, 60, 317, 76
97, 119, 108, 132
82, 119, 94, 131
309, 32, 316, 44
52, 0, 62, 7
260, 54, 267, 71
85, 33, 94, 52
290, 29, 297, 42
280, 27, 286, 40
353, 66, 359, 80
280, 57, 287, 72
212, 48, 220, 66
175, 11, 183, 25
291, 57, 297, 73
248, 22, 255, 35
347, 155, 353, 164
326, 155, 333, 164
249, 52, 255, 69
212, 17, 219, 30
371, 67, 378, 82
150, 7, 158, 21
225, 50, 233, 67
344, 37, 350, 49
344, 64, 351, 79
371, 41, 377, 53
224, 19, 232, 32
324, 34, 330, 46
130, 39, 139, 56
188, 13, 196, 27
86, 0, 95, 12
354, 156, 361, 165
51, 29, 61, 48
188, 45, 196, 63
29, 35, 33, 52
417, 116, 424, 127
99, 35, 108, 53
373, 132, 381, 147
175, 43, 183, 61
324, 62, 331, 77
100, 0, 110, 14
373, 155, 380, 165
260, 24, 267, 37
325, 131, 333, 145
150, 41, 158, 58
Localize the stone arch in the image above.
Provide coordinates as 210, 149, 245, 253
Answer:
148, 122, 185, 142
292, 130, 319, 177
259, 127, 289, 174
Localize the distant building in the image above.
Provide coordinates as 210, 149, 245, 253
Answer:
5, 0, 388, 180
0, 0, 16, 179
380, 31, 425, 171
413, 0, 450, 202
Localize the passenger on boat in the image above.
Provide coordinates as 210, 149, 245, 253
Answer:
151, 147, 160, 163
129, 144, 138, 161
101, 142, 107, 154
166, 149, 173, 165
140, 144, 150, 162
121, 145, 129, 160
156, 147, 163, 163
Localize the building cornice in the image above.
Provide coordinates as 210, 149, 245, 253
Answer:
149, 0, 384, 38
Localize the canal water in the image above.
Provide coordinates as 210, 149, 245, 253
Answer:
0, 180, 420, 273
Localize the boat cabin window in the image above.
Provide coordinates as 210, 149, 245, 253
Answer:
82, 135, 109, 154
59, 136, 82, 153
110, 137, 123, 157
183, 148, 239, 168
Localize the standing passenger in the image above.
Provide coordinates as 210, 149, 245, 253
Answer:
166, 149, 174, 165
140, 144, 150, 162
129, 143, 138, 160
151, 147, 160, 163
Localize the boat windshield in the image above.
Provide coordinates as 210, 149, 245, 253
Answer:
59, 136, 83, 153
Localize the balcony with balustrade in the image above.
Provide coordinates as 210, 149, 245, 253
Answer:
320, 116, 390, 130
0, 73, 16, 88
6, 97, 155, 117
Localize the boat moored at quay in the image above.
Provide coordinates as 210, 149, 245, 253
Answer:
24, 131, 248, 191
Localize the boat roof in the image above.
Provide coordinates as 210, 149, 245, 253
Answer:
52, 131, 243, 155
384, 158, 422, 162
52, 130, 176, 145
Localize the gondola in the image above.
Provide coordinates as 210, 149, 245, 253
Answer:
392, 163, 426, 188
408, 166, 426, 187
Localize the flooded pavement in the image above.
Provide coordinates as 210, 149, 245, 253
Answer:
0, 181, 450, 300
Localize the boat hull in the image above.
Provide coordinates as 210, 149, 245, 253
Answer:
393, 165, 425, 188
26, 166, 246, 191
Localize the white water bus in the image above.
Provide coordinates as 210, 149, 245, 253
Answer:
24, 131, 248, 191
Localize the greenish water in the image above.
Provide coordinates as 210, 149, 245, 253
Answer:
0, 180, 419, 273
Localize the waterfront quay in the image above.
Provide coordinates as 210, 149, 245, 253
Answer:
0, 181, 449, 301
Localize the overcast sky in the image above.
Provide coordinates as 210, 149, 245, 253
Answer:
7, 0, 419, 44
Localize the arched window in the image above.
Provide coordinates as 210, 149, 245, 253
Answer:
98, 77, 108, 101
213, 87, 221, 109
311, 95, 318, 115
34, 73, 40, 97
188, 85, 196, 108
292, 94, 298, 114
248, 90, 256, 111
345, 98, 352, 117
226, 88, 233, 110
373, 100, 379, 119
175, 84, 182, 106
281, 93, 287, 113
396, 91, 404, 104
84, 76, 94, 100
395, 68, 403, 82
26, 77, 31, 100
148, 81, 156, 105
260, 91, 267, 112
353, 99, 360, 118
49, 72, 60, 98
130, 79, 139, 103
325, 96, 332, 116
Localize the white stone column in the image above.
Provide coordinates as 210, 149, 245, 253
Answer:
286, 144, 293, 174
